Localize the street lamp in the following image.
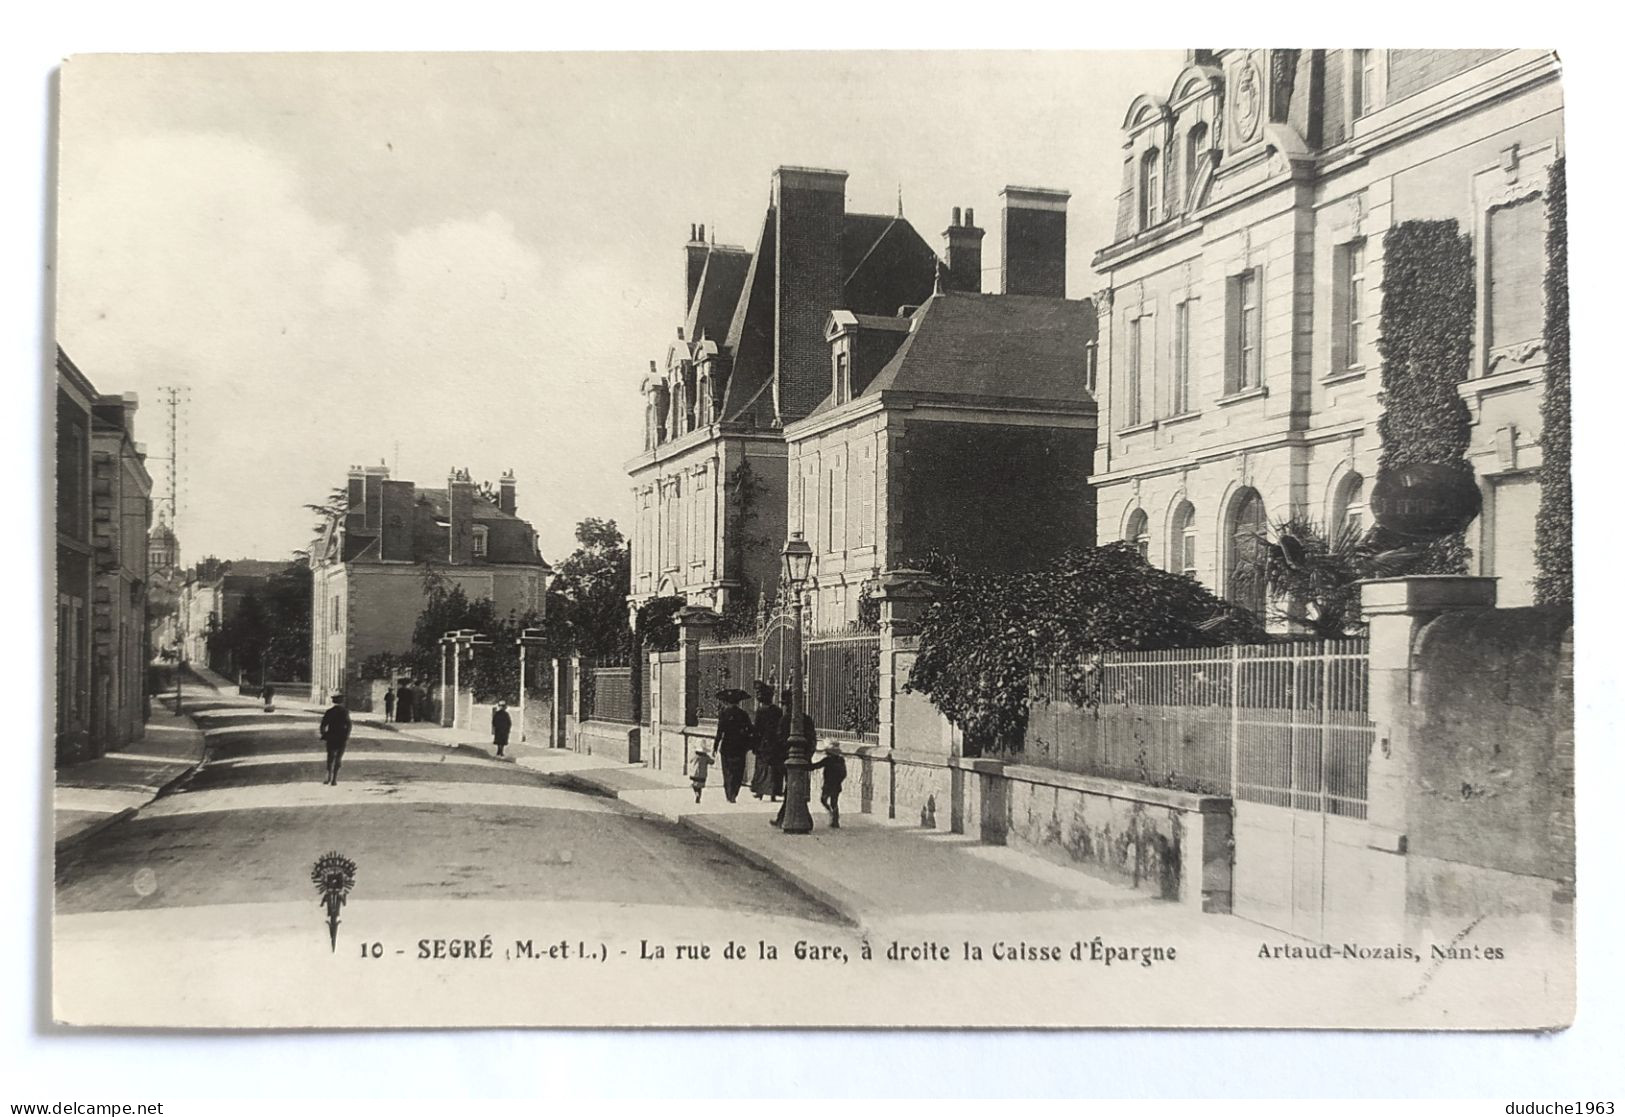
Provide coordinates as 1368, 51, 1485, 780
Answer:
779, 531, 815, 835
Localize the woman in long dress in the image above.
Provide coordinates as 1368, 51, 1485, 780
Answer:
748, 680, 781, 799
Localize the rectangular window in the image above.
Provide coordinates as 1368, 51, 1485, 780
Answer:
1126, 315, 1151, 426
1487, 195, 1545, 354
472, 526, 488, 558
826, 464, 846, 553
1353, 49, 1383, 117
1180, 529, 1197, 578
856, 444, 876, 549
1171, 300, 1192, 414
1332, 239, 1367, 372
664, 484, 680, 568
1225, 269, 1262, 394
835, 351, 850, 405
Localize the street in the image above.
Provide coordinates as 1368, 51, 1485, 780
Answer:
53, 691, 863, 1026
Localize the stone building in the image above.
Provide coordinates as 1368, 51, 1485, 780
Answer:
784, 192, 1098, 631
55, 347, 153, 764
625, 167, 942, 620
1091, 49, 1562, 611
176, 557, 297, 678
308, 466, 550, 704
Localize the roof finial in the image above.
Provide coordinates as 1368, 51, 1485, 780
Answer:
897, 184, 904, 218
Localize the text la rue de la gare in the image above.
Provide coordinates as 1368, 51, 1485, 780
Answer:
373, 937, 1179, 968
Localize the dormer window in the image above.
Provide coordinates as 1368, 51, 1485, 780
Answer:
1183, 123, 1208, 209
835, 350, 851, 405
472, 525, 489, 559
1140, 148, 1162, 230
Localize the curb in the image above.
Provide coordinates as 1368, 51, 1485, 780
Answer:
675, 814, 867, 929
56, 708, 209, 858
553, 766, 868, 929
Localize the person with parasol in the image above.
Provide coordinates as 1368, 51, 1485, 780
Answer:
712, 687, 754, 802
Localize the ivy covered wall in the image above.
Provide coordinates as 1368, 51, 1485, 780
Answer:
1534, 156, 1572, 606
1376, 220, 1476, 572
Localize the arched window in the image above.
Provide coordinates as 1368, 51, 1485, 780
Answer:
1227, 488, 1268, 615
1332, 473, 1367, 542
1126, 508, 1150, 561
1139, 148, 1162, 229
1184, 123, 1209, 208
1170, 501, 1197, 578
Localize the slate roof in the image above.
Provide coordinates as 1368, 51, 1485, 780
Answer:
856, 292, 1097, 407
416, 489, 529, 522
684, 246, 752, 344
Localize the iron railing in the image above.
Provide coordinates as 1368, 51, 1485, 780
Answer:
1025, 639, 1372, 816
581, 655, 638, 724
805, 634, 881, 742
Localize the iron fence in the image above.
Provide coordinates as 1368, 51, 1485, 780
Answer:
1026, 639, 1371, 816
581, 657, 638, 724
805, 634, 881, 742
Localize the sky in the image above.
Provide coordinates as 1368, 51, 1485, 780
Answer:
56, 50, 1185, 566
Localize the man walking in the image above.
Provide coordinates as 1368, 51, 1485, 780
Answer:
383, 685, 396, 723
319, 691, 352, 786
713, 689, 753, 803
491, 701, 512, 758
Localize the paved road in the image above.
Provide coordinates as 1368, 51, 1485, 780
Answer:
57, 697, 835, 919
54, 694, 854, 1026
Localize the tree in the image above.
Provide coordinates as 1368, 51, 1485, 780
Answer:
549, 518, 632, 657
906, 543, 1265, 749
635, 595, 687, 654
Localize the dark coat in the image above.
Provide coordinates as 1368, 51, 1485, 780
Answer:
752, 703, 783, 761
319, 705, 352, 744
714, 706, 754, 757
492, 708, 512, 741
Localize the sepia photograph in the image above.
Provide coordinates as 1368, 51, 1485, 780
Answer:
45, 45, 1578, 1033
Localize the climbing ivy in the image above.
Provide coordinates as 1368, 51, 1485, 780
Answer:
1534, 157, 1571, 606
1376, 219, 1476, 573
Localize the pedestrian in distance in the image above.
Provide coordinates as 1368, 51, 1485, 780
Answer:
261, 683, 275, 712
811, 740, 848, 828
319, 691, 352, 786
383, 685, 395, 723
689, 745, 713, 803
748, 680, 781, 800
713, 688, 753, 803
492, 701, 512, 757
396, 682, 414, 724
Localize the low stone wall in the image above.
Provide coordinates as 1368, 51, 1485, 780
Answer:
997, 763, 1230, 912
577, 720, 640, 764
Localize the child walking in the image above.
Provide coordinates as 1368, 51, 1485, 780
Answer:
689, 746, 714, 803
811, 741, 848, 828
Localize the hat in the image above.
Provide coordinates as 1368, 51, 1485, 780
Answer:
330, 693, 345, 703
825, 740, 842, 752
496, 701, 507, 709
715, 687, 750, 703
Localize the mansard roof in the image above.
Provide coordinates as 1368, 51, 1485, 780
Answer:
683, 244, 751, 345
854, 291, 1097, 408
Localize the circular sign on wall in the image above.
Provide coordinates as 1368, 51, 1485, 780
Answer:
1369, 463, 1483, 540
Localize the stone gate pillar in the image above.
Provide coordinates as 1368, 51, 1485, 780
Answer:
1360, 575, 1498, 845
873, 569, 941, 754
675, 606, 721, 728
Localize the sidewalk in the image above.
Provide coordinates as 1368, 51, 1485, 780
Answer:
54, 675, 223, 850
383, 718, 1246, 942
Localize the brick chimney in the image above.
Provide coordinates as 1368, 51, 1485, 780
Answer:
943, 206, 985, 294
447, 468, 475, 564
685, 224, 709, 314
1000, 186, 1070, 298
773, 166, 848, 424
379, 479, 415, 562
362, 462, 388, 531
345, 464, 367, 536
499, 470, 517, 516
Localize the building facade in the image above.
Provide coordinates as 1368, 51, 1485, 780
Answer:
56, 347, 153, 764
784, 191, 1098, 631
625, 167, 942, 620
1091, 49, 1562, 611
308, 466, 550, 704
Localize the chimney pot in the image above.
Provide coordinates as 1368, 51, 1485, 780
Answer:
952, 206, 962, 227
698, 223, 705, 242
965, 206, 975, 227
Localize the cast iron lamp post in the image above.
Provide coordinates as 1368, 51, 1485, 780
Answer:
779, 531, 815, 835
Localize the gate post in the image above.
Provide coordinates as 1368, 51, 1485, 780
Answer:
1360, 576, 1498, 846
676, 606, 721, 728
873, 569, 940, 754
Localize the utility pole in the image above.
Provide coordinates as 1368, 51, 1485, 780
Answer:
155, 385, 189, 533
